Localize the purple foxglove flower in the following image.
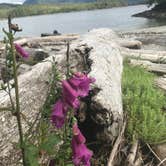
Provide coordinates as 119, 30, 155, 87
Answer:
62, 80, 80, 109
51, 99, 67, 129
14, 43, 29, 58
72, 142, 92, 166
69, 72, 95, 97
72, 123, 93, 166
73, 123, 86, 144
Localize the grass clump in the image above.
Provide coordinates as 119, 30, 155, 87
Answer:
122, 62, 166, 144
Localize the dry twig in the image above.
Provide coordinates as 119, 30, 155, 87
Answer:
146, 143, 162, 162
157, 158, 166, 166
126, 140, 139, 166
107, 120, 127, 166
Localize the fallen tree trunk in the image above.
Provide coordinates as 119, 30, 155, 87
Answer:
0, 34, 79, 52
117, 39, 142, 49
0, 28, 123, 165
129, 59, 166, 74
0, 60, 53, 165
121, 48, 166, 63
76, 28, 123, 141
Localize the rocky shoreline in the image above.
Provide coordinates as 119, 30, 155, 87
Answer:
133, 7, 166, 19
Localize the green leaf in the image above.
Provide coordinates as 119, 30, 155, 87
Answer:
66, 164, 74, 166
40, 134, 61, 155
25, 144, 39, 166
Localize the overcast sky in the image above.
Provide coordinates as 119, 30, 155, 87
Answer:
0, 0, 25, 4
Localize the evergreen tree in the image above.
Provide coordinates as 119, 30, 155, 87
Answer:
148, 0, 166, 6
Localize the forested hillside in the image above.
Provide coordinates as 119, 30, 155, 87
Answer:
24, 0, 146, 5
0, 0, 127, 19
0, 0, 146, 19
24, 0, 96, 4
128, 0, 146, 5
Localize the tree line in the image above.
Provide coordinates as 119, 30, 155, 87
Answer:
148, 0, 166, 8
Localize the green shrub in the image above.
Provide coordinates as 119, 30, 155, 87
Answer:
123, 63, 166, 144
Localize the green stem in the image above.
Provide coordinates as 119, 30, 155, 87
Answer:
4, 43, 15, 111
66, 42, 70, 79
63, 42, 70, 143
0, 107, 11, 112
8, 16, 27, 166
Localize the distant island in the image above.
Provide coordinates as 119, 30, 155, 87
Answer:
0, 0, 146, 19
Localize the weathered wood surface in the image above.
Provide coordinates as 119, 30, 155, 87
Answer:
152, 144, 166, 165
107, 121, 126, 166
117, 39, 142, 49
156, 77, 166, 91
72, 28, 123, 141
0, 34, 79, 54
0, 60, 54, 165
121, 48, 166, 63
0, 28, 123, 165
119, 26, 166, 51
0, 58, 31, 81
155, 77, 166, 165
129, 59, 166, 74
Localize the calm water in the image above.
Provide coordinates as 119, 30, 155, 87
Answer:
0, 5, 166, 39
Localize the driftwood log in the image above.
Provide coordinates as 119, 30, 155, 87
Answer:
121, 48, 166, 63
0, 28, 124, 165
72, 29, 124, 142
156, 77, 166, 91
129, 59, 166, 74
119, 26, 166, 50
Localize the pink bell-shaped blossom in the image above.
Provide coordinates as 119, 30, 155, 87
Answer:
62, 80, 80, 109
72, 123, 86, 144
72, 123, 93, 166
14, 43, 29, 58
69, 72, 95, 97
51, 99, 67, 129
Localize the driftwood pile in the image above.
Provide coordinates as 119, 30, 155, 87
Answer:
0, 27, 166, 165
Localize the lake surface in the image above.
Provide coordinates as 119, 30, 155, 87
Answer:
0, 5, 166, 39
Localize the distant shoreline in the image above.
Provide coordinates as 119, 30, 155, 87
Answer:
133, 5, 166, 19
0, 2, 146, 20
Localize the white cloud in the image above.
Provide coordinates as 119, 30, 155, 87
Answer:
0, 0, 25, 4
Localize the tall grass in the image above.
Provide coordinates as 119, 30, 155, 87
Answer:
123, 63, 166, 144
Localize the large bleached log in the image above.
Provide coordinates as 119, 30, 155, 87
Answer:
0, 60, 54, 165
16, 34, 79, 46
129, 59, 166, 74
121, 48, 166, 63
117, 39, 142, 49
71, 28, 123, 141
0, 34, 79, 51
0, 28, 123, 165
